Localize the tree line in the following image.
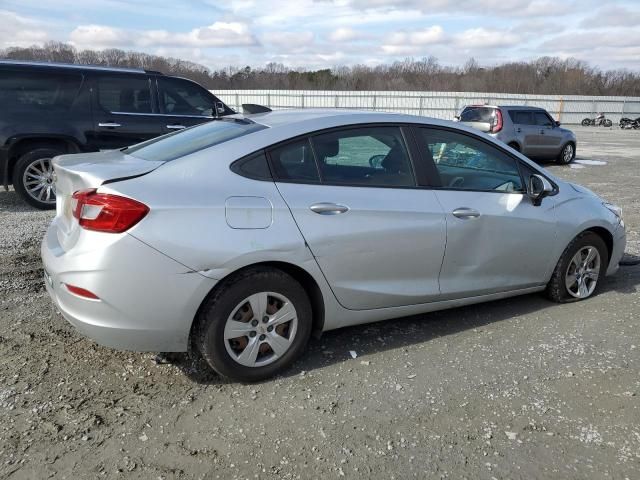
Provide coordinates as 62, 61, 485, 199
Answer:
2, 41, 640, 96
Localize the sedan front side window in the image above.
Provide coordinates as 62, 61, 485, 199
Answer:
417, 128, 524, 193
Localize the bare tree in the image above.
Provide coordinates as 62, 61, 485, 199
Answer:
1, 42, 639, 95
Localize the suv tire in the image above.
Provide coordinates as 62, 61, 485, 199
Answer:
557, 143, 575, 165
13, 148, 63, 209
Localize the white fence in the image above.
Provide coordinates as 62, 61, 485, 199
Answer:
214, 90, 640, 125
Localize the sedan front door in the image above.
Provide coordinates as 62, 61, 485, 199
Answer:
414, 126, 558, 300
269, 126, 447, 310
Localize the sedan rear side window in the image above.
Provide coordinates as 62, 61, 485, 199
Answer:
269, 139, 320, 183
311, 127, 415, 187
126, 120, 266, 162
417, 128, 524, 193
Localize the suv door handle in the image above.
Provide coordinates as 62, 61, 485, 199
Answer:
98, 122, 121, 128
166, 124, 186, 130
452, 208, 480, 219
310, 203, 349, 215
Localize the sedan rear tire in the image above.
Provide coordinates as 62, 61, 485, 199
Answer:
195, 267, 312, 382
546, 232, 608, 303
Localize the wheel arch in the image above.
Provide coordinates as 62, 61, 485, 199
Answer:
6, 136, 81, 185
584, 226, 613, 264
190, 261, 326, 347
507, 141, 521, 152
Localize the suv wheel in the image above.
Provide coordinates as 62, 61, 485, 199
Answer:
557, 143, 575, 165
13, 148, 63, 209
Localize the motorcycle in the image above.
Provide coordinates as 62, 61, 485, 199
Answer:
582, 113, 613, 127
619, 117, 640, 129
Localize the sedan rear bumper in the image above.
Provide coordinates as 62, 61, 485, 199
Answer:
41, 220, 218, 352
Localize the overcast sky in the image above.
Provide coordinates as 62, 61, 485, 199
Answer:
2, 0, 640, 70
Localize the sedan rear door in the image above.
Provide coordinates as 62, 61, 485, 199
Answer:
269, 125, 446, 310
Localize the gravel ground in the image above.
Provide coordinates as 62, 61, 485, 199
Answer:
1, 127, 639, 479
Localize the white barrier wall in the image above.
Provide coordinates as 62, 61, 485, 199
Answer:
213, 90, 640, 125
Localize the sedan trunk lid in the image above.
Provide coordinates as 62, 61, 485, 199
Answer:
53, 150, 163, 250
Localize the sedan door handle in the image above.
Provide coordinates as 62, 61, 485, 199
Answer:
310, 203, 349, 215
98, 122, 121, 128
166, 124, 186, 130
516, 128, 521, 133
452, 207, 480, 219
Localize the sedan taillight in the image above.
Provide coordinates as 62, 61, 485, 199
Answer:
72, 189, 149, 233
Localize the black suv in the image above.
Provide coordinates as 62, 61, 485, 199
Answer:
0, 60, 234, 208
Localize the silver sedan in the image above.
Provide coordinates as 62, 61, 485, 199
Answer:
41, 109, 626, 381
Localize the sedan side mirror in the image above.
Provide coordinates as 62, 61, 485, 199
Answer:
528, 174, 553, 206
555, 120, 561, 127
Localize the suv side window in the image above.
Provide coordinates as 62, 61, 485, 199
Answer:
533, 111, 554, 127
158, 77, 214, 116
509, 111, 533, 125
0, 70, 82, 112
311, 126, 415, 187
97, 75, 152, 114
269, 139, 320, 183
417, 128, 524, 192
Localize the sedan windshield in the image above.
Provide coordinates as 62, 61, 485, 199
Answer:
126, 119, 267, 162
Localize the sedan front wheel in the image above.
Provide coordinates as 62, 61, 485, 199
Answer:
546, 232, 608, 303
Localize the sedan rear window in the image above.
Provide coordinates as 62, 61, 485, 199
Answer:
460, 107, 495, 123
126, 119, 266, 162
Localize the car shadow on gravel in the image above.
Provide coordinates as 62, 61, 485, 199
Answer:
175, 264, 639, 385
0, 189, 42, 213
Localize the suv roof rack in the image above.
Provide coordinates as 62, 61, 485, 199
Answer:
0, 60, 146, 74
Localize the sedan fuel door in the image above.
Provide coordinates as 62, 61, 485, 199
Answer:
270, 126, 447, 310
414, 127, 558, 300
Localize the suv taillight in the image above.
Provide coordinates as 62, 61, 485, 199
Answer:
72, 189, 149, 233
491, 109, 503, 133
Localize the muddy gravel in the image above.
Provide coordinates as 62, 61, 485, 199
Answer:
1, 127, 639, 479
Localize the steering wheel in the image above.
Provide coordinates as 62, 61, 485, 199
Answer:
369, 154, 385, 169
449, 177, 465, 188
